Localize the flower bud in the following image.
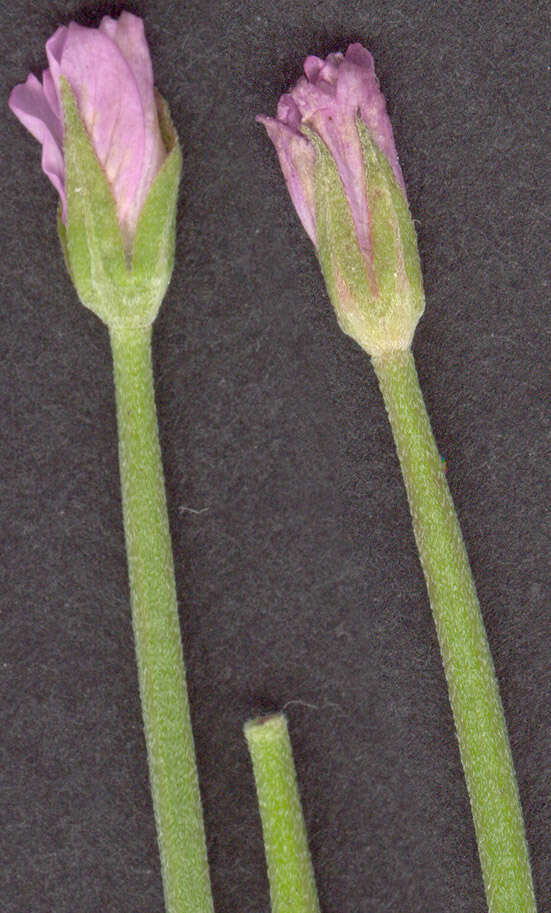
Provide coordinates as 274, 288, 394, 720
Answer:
258, 44, 424, 357
9, 13, 181, 329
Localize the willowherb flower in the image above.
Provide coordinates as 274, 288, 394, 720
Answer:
9, 12, 181, 328
258, 44, 424, 356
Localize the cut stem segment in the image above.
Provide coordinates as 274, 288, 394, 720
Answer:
372, 347, 536, 913
110, 325, 214, 913
245, 714, 321, 913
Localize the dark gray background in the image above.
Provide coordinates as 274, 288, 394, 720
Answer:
2, 1, 550, 911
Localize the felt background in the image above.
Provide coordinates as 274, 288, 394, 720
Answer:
1, 1, 550, 911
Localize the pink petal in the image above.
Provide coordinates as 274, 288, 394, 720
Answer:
343, 43, 373, 70
99, 13, 154, 109
42, 68, 61, 120
306, 52, 343, 88
290, 76, 336, 120
257, 116, 317, 245
303, 55, 325, 83
43, 25, 68, 104
259, 42, 408, 261
276, 93, 302, 131
8, 72, 66, 214
98, 12, 166, 235
341, 45, 405, 189
48, 22, 146, 239
307, 103, 372, 261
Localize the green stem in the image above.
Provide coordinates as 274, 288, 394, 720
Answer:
371, 348, 536, 913
245, 714, 321, 913
110, 325, 214, 913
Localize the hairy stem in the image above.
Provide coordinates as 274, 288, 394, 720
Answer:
372, 347, 536, 913
245, 714, 321, 913
110, 325, 214, 913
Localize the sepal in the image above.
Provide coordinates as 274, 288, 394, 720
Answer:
59, 80, 181, 328
314, 123, 424, 357
131, 94, 182, 317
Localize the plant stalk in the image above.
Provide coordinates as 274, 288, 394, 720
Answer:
245, 714, 321, 913
110, 324, 214, 913
371, 347, 536, 913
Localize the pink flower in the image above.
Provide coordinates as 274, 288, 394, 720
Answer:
258, 45, 425, 357
9, 12, 166, 245
257, 44, 404, 253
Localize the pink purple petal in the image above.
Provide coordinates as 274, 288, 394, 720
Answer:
257, 115, 317, 244
49, 23, 146, 238
258, 42, 406, 258
307, 104, 372, 260
98, 12, 166, 237
9, 14, 166, 242
8, 73, 65, 212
